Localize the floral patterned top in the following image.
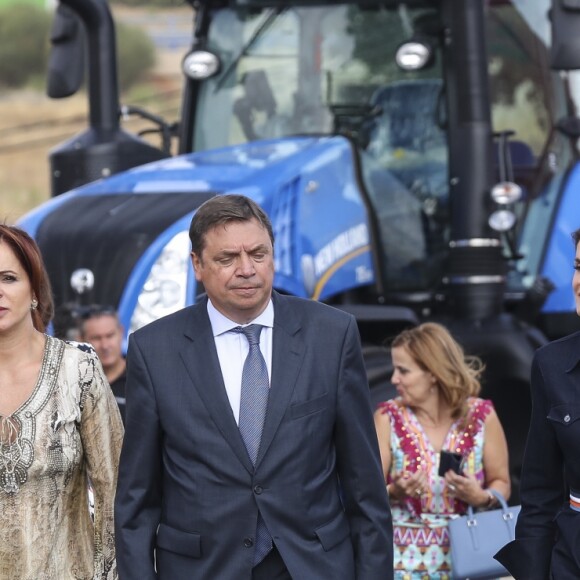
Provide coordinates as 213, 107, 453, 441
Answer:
378, 397, 494, 579
0, 336, 124, 580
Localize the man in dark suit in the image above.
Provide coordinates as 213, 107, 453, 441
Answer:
114, 194, 393, 579
494, 227, 580, 579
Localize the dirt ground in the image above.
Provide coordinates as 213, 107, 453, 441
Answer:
0, 5, 188, 223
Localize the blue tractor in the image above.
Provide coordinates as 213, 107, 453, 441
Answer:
18, 0, 580, 500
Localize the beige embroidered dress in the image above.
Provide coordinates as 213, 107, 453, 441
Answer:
0, 336, 124, 580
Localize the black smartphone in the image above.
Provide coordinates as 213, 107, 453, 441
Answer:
438, 450, 463, 477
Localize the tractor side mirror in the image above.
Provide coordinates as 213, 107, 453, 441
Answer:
551, 0, 580, 70
47, 4, 85, 98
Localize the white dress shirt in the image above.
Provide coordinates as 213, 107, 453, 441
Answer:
207, 299, 274, 425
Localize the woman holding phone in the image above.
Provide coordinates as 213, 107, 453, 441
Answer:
374, 322, 510, 578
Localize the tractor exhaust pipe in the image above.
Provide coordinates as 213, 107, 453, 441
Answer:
47, 0, 167, 196
48, 0, 120, 132
441, 0, 505, 320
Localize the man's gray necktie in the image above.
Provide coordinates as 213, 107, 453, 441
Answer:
235, 324, 273, 565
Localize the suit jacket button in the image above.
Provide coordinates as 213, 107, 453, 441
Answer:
244, 538, 254, 548
254, 485, 263, 494
564, 414, 571, 423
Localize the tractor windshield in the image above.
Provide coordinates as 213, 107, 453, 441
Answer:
193, 1, 563, 295
194, 4, 444, 150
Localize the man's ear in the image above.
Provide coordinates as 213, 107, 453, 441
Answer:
191, 252, 202, 281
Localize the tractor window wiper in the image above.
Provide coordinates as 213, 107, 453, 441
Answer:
215, 6, 285, 92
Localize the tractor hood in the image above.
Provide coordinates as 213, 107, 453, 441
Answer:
60, 136, 354, 196
19, 135, 376, 323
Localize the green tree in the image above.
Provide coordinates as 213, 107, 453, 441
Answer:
116, 21, 157, 91
0, 4, 50, 88
112, 0, 181, 7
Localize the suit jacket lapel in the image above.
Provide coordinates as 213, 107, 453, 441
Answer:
179, 301, 254, 474
255, 293, 304, 468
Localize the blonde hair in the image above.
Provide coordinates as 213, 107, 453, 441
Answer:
392, 322, 483, 419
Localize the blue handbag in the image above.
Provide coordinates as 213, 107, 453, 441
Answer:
448, 489, 520, 580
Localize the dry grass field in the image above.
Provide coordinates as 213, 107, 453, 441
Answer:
0, 91, 87, 222
0, 4, 187, 224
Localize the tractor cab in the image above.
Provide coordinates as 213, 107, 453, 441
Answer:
182, 0, 564, 318
21, 0, 580, 501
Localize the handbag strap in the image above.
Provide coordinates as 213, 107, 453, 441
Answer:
461, 489, 518, 552
466, 489, 509, 518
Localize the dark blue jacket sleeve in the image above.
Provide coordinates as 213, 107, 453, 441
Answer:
494, 352, 563, 579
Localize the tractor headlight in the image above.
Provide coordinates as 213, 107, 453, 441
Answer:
129, 232, 191, 333
395, 39, 434, 71
182, 50, 221, 80
490, 181, 522, 205
488, 209, 516, 232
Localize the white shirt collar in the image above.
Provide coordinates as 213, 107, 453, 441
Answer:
207, 298, 274, 337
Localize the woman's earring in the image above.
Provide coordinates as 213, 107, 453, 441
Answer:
31, 299, 38, 310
